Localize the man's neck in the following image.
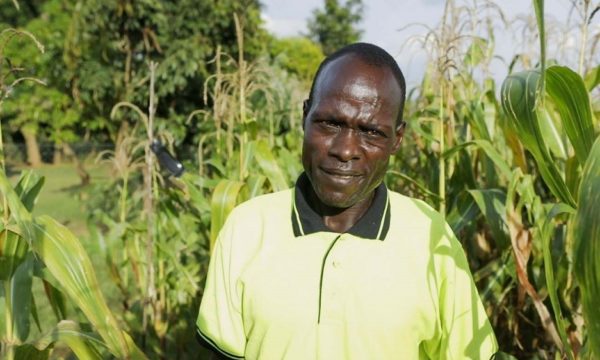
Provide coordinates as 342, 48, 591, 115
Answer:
308, 189, 375, 233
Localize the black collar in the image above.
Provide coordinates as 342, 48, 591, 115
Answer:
291, 173, 390, 240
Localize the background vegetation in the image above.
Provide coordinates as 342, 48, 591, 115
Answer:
0, 0, 599, 359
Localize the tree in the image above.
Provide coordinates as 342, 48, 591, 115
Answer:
269, 37, 324, 82
0, 0, 268, 165
306, 0, 363, 56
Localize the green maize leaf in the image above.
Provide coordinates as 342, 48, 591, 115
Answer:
11, 253, 34, 342
501, 70, 576, 206
540, 203, 576, 360
565, 155, 581, 198
452, 149, 477, 190
584, 65, 600, 91
537, 106, 567, 159
387, 170, 441, 202
533, 0, 546, 92
29, 291, 41, 334
545, 66, 596, 166
467, 189, 511, 250
25, 320, 104, 360
464, 102, 491, 141
241, 139, 257, 178
33, 261, 68, 321
180, 173, 210, 214
14, 170, 44, 212
13, 345, 49, 360
254, 139, 289, 191
482, 91, 498, 140
476, 257, 511, 304
498, 113, 528, 171
573, 136, 600, 357
31, 215, 146, 359
0, 171, 37, 245
0, 229, 28, 280
443, 140, 512, 180
446, 192, 478, 235
464, 37, 489, 68
210, 179, 245, 252
247, 174, 266, 199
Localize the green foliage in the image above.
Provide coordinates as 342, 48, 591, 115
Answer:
270, 37, 324, 82
573, 137, 600, 358
307, 0, 363, 55
0, 170, 145, 359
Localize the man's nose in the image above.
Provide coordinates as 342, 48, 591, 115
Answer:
328, 129, 361, 162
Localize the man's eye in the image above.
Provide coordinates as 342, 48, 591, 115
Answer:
363, 128, 385, 138
319, 120, 340, 129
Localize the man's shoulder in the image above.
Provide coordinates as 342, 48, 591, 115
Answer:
387, 189, 444, 224
229, 188, 293, 221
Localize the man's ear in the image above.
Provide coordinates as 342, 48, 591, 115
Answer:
392, 120, 406, 152
302, 99, 310, 129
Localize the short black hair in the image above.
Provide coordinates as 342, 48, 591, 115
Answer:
306, 42, 406, 126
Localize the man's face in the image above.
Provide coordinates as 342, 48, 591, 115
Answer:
302, 54, 404, 209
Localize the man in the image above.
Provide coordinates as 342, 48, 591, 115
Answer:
197, 42, 498, 359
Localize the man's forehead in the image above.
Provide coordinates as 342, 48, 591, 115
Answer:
312, 54, 399, 102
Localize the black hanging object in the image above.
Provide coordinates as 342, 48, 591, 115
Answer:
150, 139, 184, 177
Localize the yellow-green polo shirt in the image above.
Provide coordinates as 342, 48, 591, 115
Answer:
197, 174, 498, 359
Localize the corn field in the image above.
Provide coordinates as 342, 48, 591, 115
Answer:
0, 0, 599, 359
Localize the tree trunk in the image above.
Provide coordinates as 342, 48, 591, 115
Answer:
53, 144, 63, 164
22, 128, 42, 167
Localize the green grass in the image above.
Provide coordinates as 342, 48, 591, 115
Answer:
8, 162, 110, 236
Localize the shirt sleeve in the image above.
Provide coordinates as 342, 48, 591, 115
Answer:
196, 212, 246, 359
426, 222, 499, 359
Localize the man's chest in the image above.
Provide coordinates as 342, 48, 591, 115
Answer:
238, 233, 439, 336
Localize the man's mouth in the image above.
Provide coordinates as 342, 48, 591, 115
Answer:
320, 167, 362, 179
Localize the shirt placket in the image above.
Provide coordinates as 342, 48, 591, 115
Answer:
319, 234, 345, 324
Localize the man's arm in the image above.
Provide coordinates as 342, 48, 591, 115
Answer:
421, 218, 498, 359
196, 210, 246, 359
439, 242, 498, 359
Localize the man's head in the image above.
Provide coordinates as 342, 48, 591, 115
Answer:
302, 42, 406, 209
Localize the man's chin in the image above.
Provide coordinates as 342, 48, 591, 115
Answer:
314, 189, 361, 210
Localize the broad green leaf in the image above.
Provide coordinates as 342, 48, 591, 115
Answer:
572, 136, 600, 357
31, 215, 146, 359
540, 203, 576, 360
501, 70, 576, 206
247, 174, 266, 199
463, 102, 491, 141
29, 292, 41, 334
584, 65, 600, 91
537, 106, 566, 159
467, 189, 511, 250
240, 137, 257, 179
13, 345, 50, 360
0, 229, 28, 280
14, 170, 45, 212
533, 0, 546, 92
565, 156, 581, 198
443, 140, 512, 180
545, 66, 596, 166
179, 173, 210, 214
254, 139, 289, 191
210, 179, 245, 252
446, 192, 478, 235
463, 37, 488, 67
11, 253, 34, 342
25, 320, 103, 360
0, 171, 37, 245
